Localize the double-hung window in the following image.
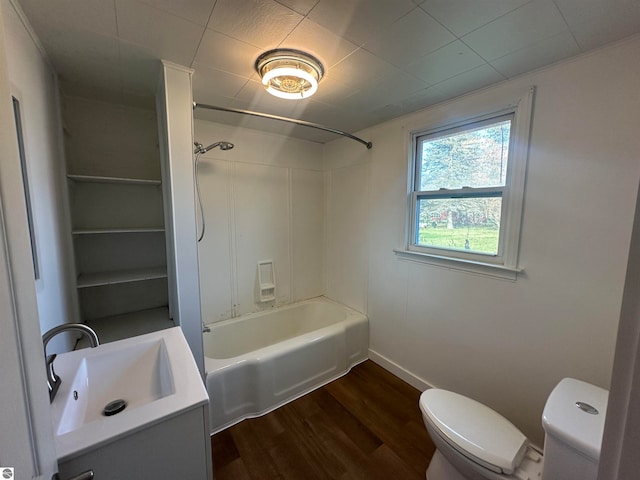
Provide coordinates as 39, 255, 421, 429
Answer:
401, 88, 534, 278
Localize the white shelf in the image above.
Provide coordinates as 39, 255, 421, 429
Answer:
77, 266, 167, 288
72, 226, 165, 235
82, 307, 174, 345
67, 174, 161, 185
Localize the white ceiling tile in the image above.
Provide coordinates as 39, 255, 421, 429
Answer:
115, 0, 205, 66
282, 19, 359, 69
54, 55, 121, 93
193, 63, 249, 98
307, 0, 417, 46
329, 48, 402, 89
430, 64, 505, 100
462, 0, 569, 61
340, 70, 428, 113
406, 40, 486, 85
208, 0, 303, 50
420, 0, 530, 36
118, 41, 162, 94
134, 0, 216, 26
400, 86, 447, 114
555, 0, 640, 50
275, 0, 319, 15
18, 0, 118, 39
193, 29, 263, 78
361, 8, 455, 68
17, 0, 640, 144
490, 31, 581, 78
44, 30, 120, 67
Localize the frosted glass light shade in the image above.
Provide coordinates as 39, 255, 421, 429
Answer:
256, 49, 324, 100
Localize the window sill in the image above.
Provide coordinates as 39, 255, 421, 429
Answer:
393, 249, 522, 281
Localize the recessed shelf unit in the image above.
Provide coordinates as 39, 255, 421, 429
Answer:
77, 266, 168, 289
72, 226, 165, 235
67, 174, 161, 185
64, 98, 170, 341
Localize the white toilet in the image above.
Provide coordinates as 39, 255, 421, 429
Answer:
419, 378, 608, 480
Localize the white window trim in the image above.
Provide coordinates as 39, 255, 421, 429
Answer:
395, 86, 535, 280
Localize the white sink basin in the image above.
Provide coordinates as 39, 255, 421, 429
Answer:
51, 327, 208, 461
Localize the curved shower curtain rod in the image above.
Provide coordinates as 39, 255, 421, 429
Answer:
193, 102, 373, 149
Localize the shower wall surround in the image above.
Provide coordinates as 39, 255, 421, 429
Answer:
194, 120, 324, 323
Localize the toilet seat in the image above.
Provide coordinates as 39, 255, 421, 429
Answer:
420, 389, 528, 475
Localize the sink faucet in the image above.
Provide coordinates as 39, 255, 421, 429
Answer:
42, 323, 99, 403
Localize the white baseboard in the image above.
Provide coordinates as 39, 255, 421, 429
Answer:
368, 349, 433, 392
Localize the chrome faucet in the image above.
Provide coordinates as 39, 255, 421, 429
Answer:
42, 323, 99, 403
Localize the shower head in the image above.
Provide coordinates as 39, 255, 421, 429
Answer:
194, 141, 234, 154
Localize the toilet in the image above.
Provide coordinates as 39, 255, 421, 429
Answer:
419, 378, 608, 480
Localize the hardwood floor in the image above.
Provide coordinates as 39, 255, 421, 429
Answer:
211, 360, 435, 479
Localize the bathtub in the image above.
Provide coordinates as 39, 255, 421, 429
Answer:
203, 297, 368, 434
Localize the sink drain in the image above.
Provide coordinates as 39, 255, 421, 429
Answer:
103, 399, 127, 416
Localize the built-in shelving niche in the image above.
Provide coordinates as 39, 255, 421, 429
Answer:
63, 97, 174, 343
67, 173, 173, 343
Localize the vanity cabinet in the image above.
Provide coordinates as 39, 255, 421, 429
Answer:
57, 406, 211, 480
64, 97, 173, 341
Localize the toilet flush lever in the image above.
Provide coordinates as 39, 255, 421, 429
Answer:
576, 401, 599, 415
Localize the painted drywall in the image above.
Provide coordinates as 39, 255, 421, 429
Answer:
194, 120, 324, 323
157, 62, 205, 377
0, 0, 61, 475
2, 0, 77, 352
324, 36, 640, 446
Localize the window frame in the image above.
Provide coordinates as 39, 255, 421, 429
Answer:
396, 87, 535, 279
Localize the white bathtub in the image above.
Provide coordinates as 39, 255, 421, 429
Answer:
203, 297, 368, 434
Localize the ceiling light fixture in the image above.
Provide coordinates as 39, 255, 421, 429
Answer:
255, 49, 324, 100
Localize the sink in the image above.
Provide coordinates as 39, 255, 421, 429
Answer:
56, 338, 175, 435
50, 327, 208, 461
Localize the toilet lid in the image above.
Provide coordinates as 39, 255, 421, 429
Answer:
420, 389, 528, 475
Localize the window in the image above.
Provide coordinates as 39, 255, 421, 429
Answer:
398, 87, 534, 278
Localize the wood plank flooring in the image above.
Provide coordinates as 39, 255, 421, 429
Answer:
211, 360, 435, 479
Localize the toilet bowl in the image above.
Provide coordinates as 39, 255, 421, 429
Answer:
419, 378, 608, 480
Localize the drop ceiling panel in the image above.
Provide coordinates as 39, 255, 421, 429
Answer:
430, 63, 505, 100
115, 0, 205, 66
307, 0, 416, 46
118, 41, 163, 94
207, 0, 303, 49
15, 0, 640, 143
461, 0, 569, 61
18, 0, 118, 39
282, 19, 359, 69
420, 0, 531, 37
555, 0, 640, 50
192, 63, 248, 98
193, 29, 262, 78
407, 40, 487, 85
275, 0, 320, 15
329, 48, 403, 89
490, 31, 581, 78
361, 7, 455, 68
134, 0, 216, 26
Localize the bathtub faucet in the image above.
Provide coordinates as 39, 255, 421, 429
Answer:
42, 323, 100, 403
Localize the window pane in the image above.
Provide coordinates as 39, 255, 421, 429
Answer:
417, 197, 502, 255
419, 119, 511, 191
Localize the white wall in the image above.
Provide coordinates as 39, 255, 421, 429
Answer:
0, 0, 62, 476
2, 0, 77, 350
324, 36, 640, 446
157, 61, 205, 376
194, 120, 324, 323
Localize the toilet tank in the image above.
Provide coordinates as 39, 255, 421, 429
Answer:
541, 378, 608, 480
